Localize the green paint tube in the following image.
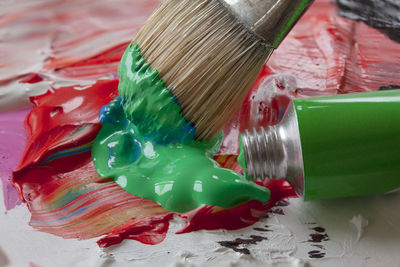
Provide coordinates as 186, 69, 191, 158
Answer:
240, 89, 400, 200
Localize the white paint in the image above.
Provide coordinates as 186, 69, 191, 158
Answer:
0, 198, 95, 267
249, 73, 298, 127
101, 214, 299, 267
0, 81, 51, 113
349, 215, 368, 243
0, 75, 98, 114
51, 78, 96, 90
52, 29, 136, 63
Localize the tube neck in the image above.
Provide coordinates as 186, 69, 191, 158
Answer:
242, 126, 286, 180
241, 103, 305, 196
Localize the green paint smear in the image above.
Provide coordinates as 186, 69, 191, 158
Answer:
273, 0, 312, 48
237, 136, 248, 178
91, 43, 269, 213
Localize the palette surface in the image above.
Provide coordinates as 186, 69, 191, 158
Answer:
1, 0, 400, 266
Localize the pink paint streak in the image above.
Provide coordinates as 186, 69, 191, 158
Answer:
0, 109, 30, 210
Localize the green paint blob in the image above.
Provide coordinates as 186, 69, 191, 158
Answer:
91, 43, 270, 213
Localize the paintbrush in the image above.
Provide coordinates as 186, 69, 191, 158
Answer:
133, 0, 314, 140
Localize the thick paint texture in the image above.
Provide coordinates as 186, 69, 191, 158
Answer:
92, 43, 270, 213
0, 0, 161, 112
3, 0, 400, 248
11, 69, 294, 248
12, 80, 174, 245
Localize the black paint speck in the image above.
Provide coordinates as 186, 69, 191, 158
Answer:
269, 208, 284, 215
253, 227, 271, 232
307, 226, 329, 243
275, 199, 290, 207
261, 214, 270, 219
312, 227, 326, 233
308, 233, 329, 243
379, 85, 400, 91
308, 250, 326, 259
335, 0, 400, 43
218, 235, 268, 255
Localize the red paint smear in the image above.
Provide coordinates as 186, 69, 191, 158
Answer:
0, 0, 161, 82
97, 214, 174, 248
47, 43, 130, 80
53, 42, 129, 69
12, 81, 173, 243
15, 79, 118, 172
13, 80, 295, 248
178, 179, 296, 234
19, 73, 43, 84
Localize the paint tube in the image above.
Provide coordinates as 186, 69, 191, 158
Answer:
241, 89, 400, 200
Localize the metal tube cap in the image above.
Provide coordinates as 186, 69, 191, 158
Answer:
220, 0, 314, 48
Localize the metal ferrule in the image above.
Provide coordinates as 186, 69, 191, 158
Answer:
241, 103, 305, 196
219, 0, 314, 48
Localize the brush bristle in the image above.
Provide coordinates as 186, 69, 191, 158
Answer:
134, 0, 269, 140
